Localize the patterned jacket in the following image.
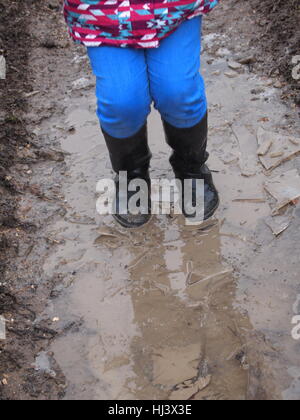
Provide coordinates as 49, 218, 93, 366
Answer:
64, 0, 219, 48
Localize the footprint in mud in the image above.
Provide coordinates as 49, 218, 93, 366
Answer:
49, 216, 253, 400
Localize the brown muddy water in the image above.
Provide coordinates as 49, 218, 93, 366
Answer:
36, 40, 300, 400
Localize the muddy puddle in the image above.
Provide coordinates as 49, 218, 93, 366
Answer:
38, 41, 300, 400
45, 215, 251, 400
43, 105, 251, 400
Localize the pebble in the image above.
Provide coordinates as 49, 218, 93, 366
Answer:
224, 71, 238, 79
72, 77, 94, 91
216, 47, 232, 58
251, 88, 265, 95
274, 81, 283, 89
237, 55, 256, 65
228, 61, 242, 71
264, 79, 274, 87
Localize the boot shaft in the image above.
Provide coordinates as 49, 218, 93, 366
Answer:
102, 124, 152, 174
162, 113, 209, 174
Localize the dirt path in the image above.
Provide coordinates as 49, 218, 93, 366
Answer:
1, 0, 300, 400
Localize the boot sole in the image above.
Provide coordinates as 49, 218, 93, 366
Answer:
113, 214, 153, 230
112, 198, 220, 229
204, 197, 220, 220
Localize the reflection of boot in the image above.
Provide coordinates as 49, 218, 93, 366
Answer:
163, 113, 219, 220
102, 124, 152, 229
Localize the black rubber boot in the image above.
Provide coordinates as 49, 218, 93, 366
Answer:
162, 113, 219, 221
101, 124, 152, 229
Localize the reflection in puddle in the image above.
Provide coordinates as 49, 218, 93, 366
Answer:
48, 215, 252, 400
128, 219, 250, 400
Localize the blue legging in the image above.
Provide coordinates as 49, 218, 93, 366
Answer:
87, 16, 207, 139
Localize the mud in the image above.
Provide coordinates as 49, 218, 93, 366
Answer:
0, 0, 70, 400
251, 0, 300, 105
1, 0, 300, 400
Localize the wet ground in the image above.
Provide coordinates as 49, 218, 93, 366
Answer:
1, 0, 300, 400
38, 34, 300, 399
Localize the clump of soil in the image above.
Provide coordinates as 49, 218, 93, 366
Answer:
251, 0, 300, 104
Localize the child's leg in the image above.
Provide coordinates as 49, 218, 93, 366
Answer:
146, 16, 206, 128
87, 46, 152, 228
146, 17, 219, 221
87, 46, 151, 138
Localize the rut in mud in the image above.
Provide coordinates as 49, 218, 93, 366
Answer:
1, 0, 300, 400
0, 0, 68, 400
